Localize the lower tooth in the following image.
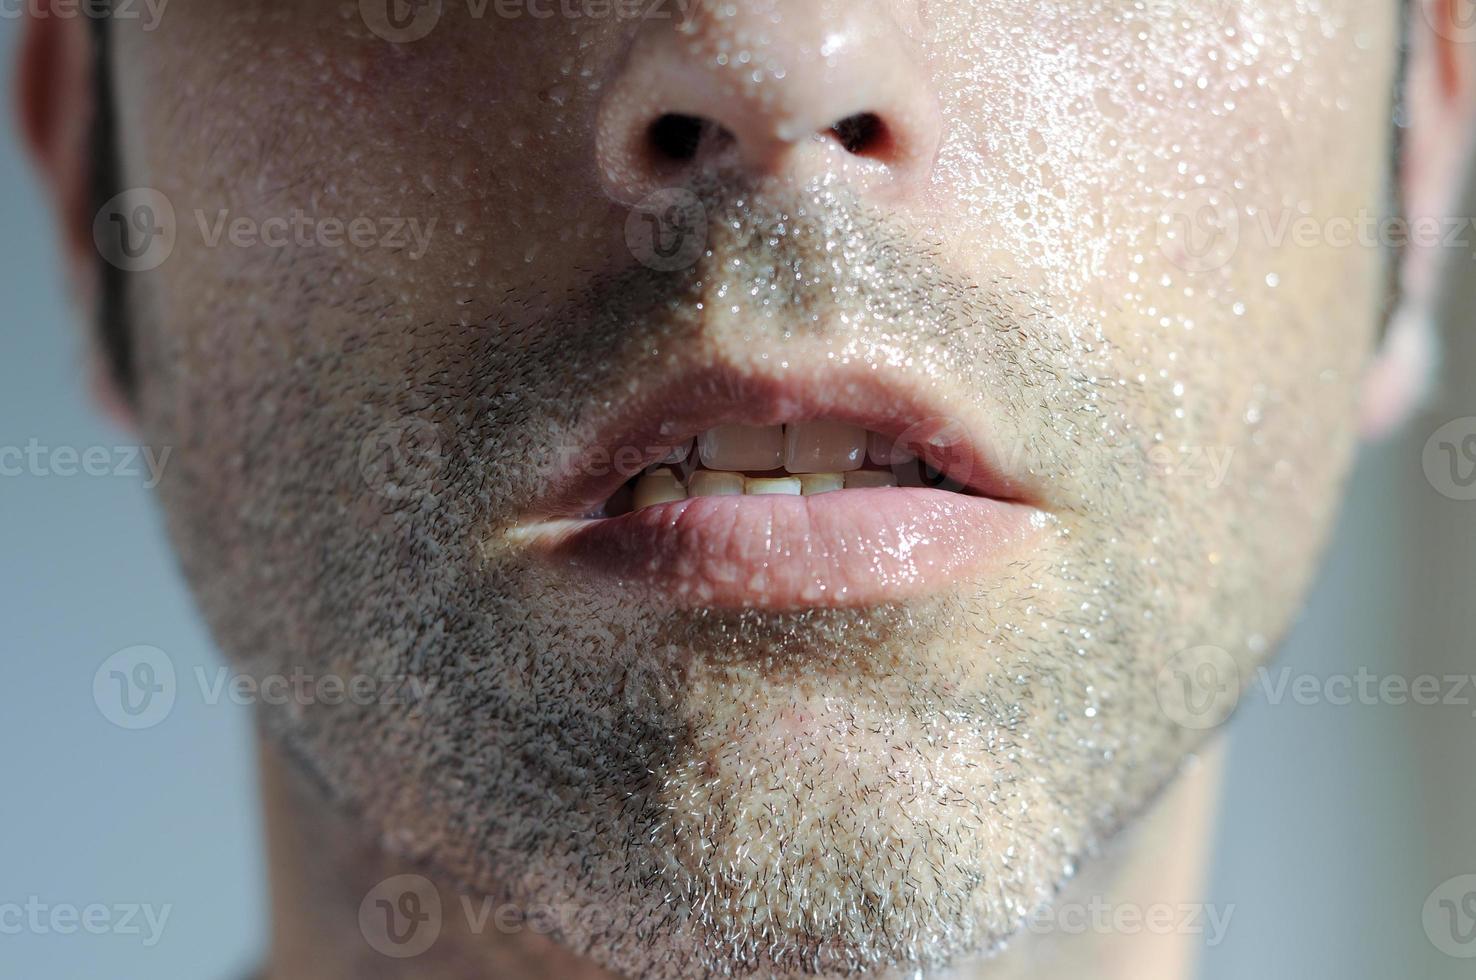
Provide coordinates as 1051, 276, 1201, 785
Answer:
744, 476, 802, 496
844, 471, 898, 489
799, 473, 844, 496
689, 470, 744, 497
633, 469, 687, 509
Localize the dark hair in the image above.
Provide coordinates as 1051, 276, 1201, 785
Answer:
89, 11, 133, 399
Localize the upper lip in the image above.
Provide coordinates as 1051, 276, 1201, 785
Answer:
523, 361, 1041, 522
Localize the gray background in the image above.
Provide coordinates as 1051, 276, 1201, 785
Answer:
2, 15, 1472, 980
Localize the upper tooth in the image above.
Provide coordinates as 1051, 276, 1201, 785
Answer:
698, 425, 784, 471
745, 476, 802, 496
632, 469, 687, 509
784, 421, 867, 474
866, 431, 915, 466
689, 470, 744, 497
660, 440, 694, 465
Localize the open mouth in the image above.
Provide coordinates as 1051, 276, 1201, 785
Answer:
605, 422, 972, 516
509, 368, 1049, 610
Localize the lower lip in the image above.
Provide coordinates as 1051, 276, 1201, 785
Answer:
520, 488, 1046, 610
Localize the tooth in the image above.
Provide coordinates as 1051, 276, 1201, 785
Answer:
799, 473, 844, 495
632, 469, 687, 509
660, 440, 693, 465
744, 476, 802, 496
867, 431, 915, 466
844, 471, 898, 489
689, 470, 745, 497
698, 424, 785, 471
784, 421, 867, 474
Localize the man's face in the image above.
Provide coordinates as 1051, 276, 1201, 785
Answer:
111, 0, 1394, 975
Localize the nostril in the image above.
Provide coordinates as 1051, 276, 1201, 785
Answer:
648, 113, 706, 162
830, 112, 889, 157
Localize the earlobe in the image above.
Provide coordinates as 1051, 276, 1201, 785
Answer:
16, 8, 138, 431
16, 8, 97, 279
1359, 305, 1438, 441
1360, 0, 1476, 439
1427, 0, 1467, 99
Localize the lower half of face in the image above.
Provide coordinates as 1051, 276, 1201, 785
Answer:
117, 0, 1394, 975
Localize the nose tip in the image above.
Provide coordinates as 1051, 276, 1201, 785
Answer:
596, 2, 942, 205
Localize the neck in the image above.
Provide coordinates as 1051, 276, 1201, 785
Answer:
964, 741, 1226, 980
259, 736, 1224, 980
256, 737, 615, 980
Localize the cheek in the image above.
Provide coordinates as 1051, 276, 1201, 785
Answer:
120, 9, 639, 380
920, 1, 1389, 418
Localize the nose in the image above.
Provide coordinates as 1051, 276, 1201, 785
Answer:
596, 0, 942, 204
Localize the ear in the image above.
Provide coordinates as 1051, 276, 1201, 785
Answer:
15, 6, 135, 430
1361, 0, 1476, 439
